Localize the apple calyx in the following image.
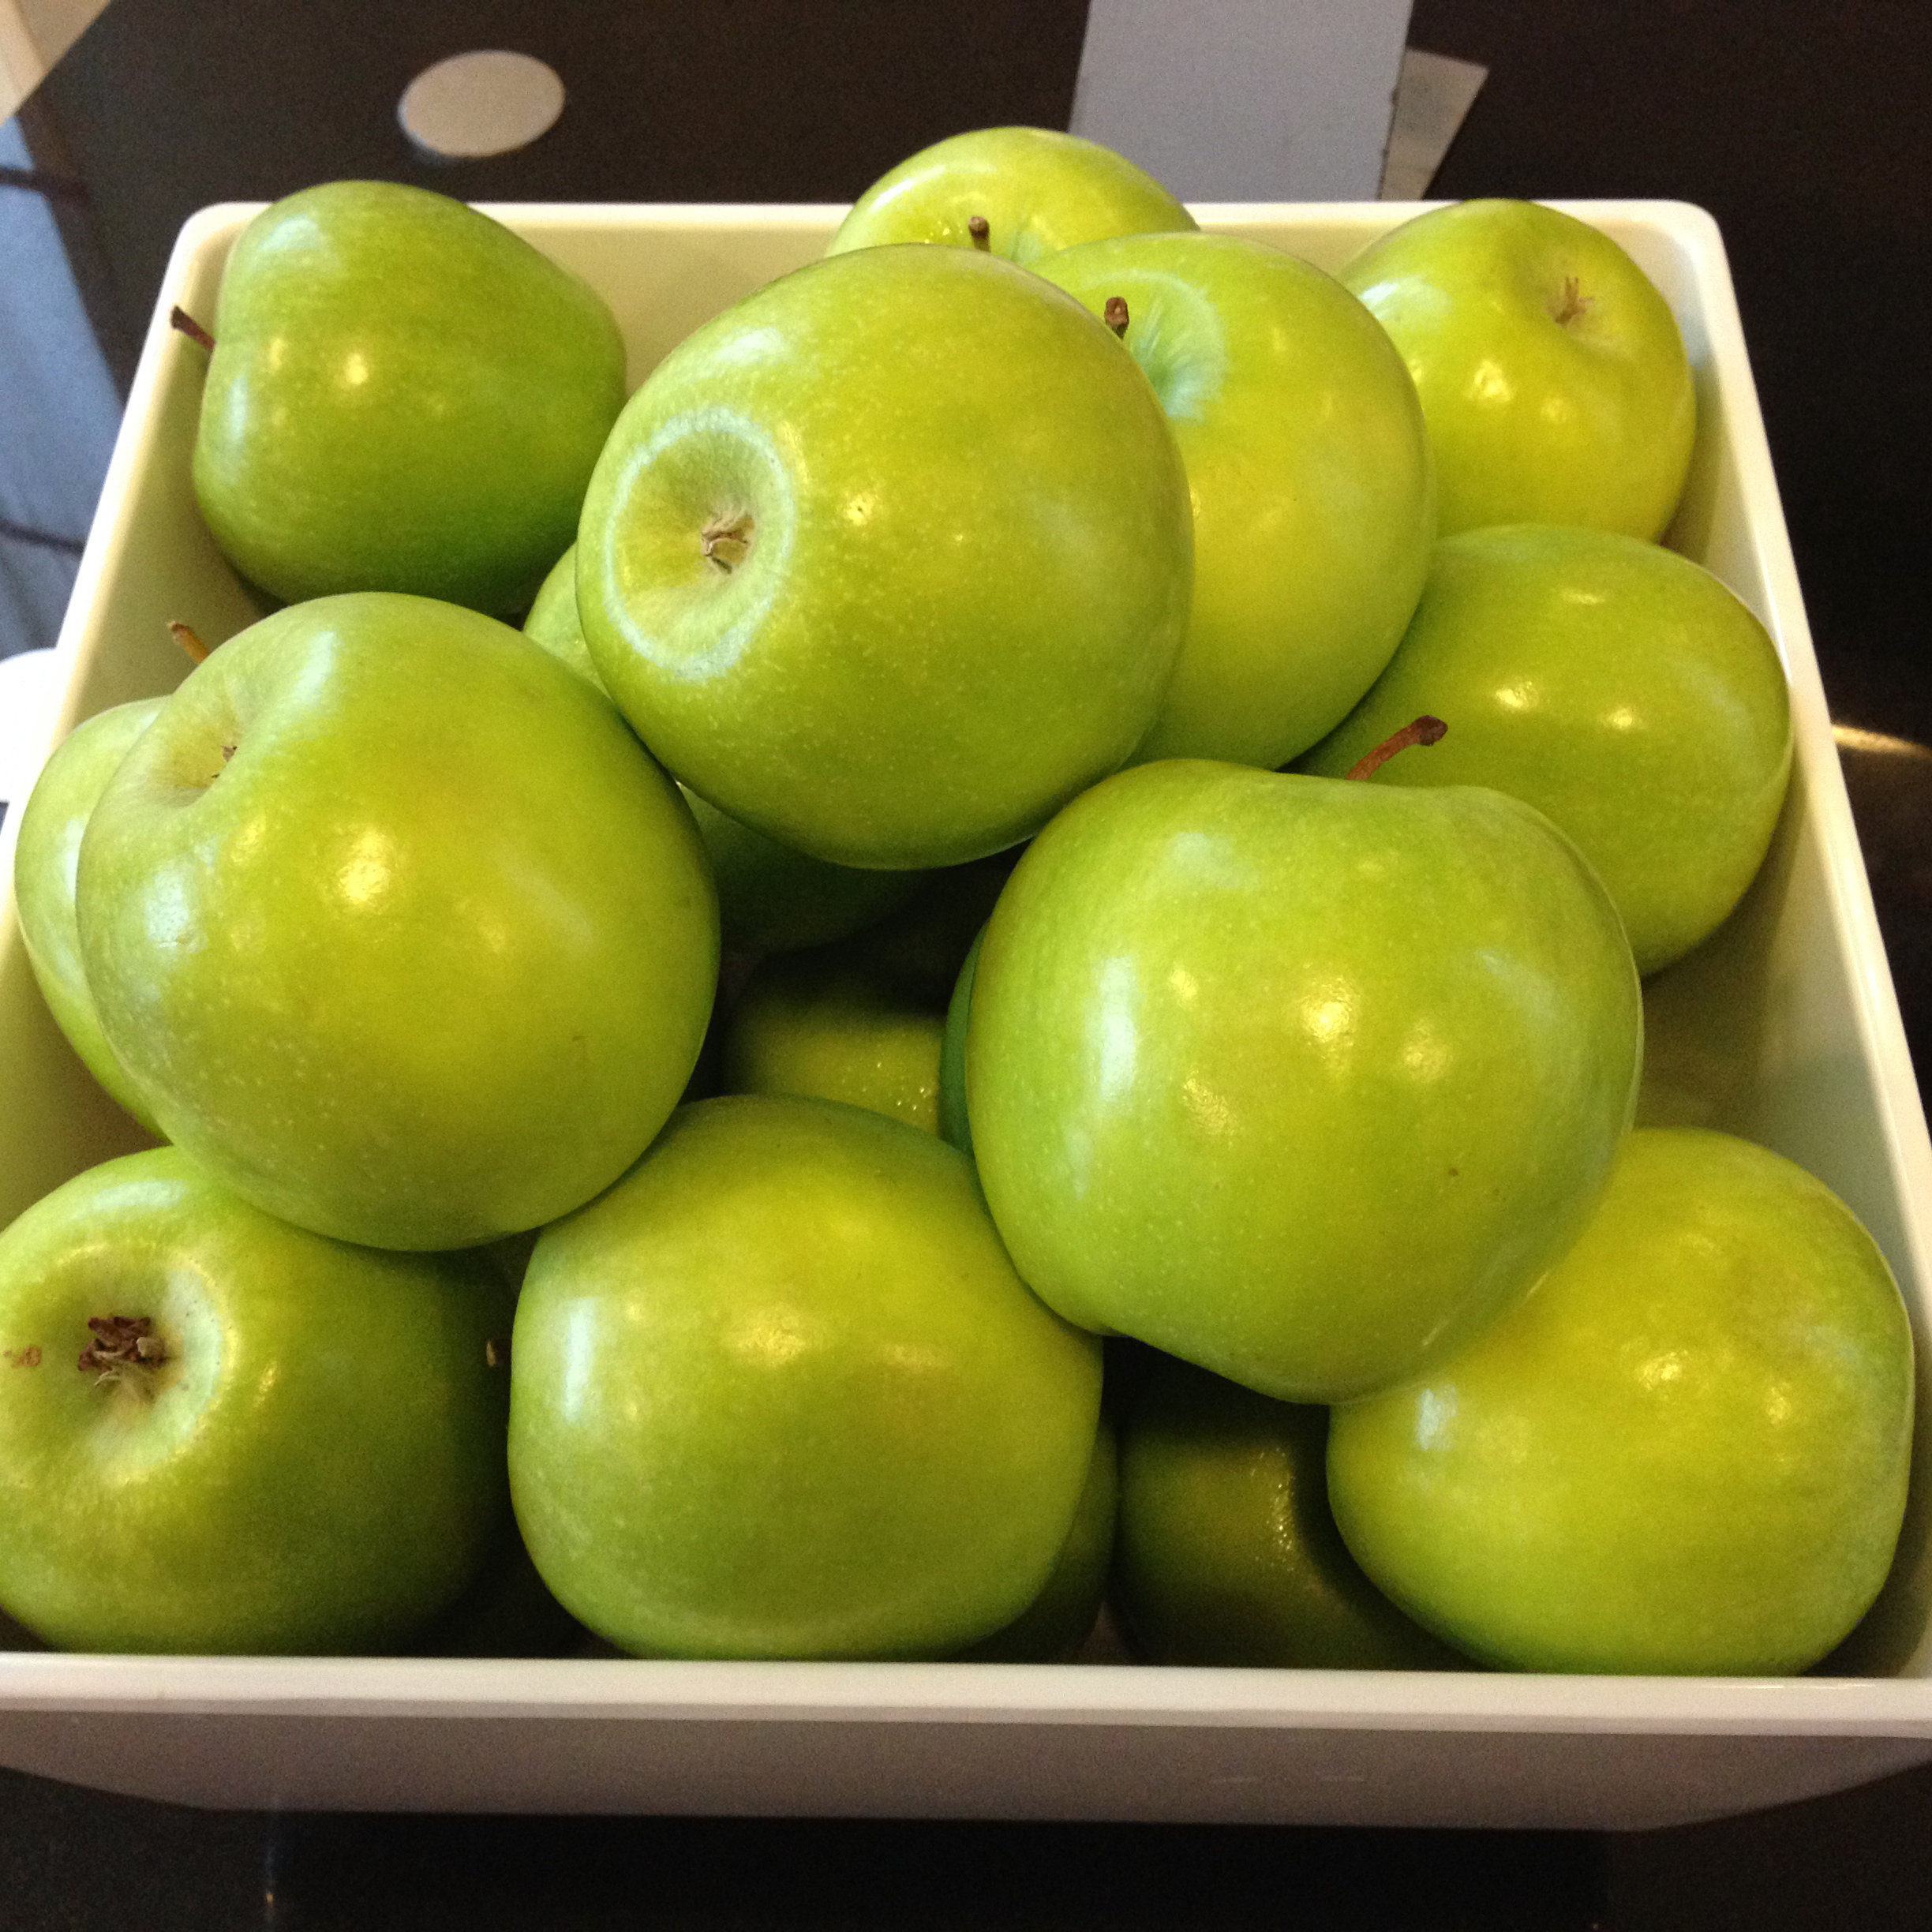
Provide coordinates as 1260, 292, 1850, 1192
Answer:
169, 306, 216, 353
1104, 297, 1129, 339
968, 215, 990, 252
1344, 714, 1448, 783
78, 1314, 170, 1389
701, 514, 754, 575
1549, 275, 1593, 327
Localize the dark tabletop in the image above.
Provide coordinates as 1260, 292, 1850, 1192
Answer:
4, 0, 1931, 1924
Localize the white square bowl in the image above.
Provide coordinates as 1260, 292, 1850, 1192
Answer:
4, 200, 1932, 1831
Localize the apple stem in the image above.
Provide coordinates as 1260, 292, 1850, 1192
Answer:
968, 215, 990, 252
1104, 296, 1129, 339
170, 305, 215, 352
1549, 275, 1593, 327
1345, 715, 1447, 782
701, 515, 754, 574
78, 1314, 169, 1389
169, 620, 211, 665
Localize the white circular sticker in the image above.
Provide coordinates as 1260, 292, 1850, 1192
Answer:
399, 51, 566, 160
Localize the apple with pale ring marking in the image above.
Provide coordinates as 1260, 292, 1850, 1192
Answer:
0, 1146, 514, 1654
575, 244, 1193, 870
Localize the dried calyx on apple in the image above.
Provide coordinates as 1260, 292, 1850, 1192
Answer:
77, 1312, 169, 1384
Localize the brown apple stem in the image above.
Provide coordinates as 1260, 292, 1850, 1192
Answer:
169, 620, 211, 665
170, 305, 215, 352
1345, 714, 1447, 782
78, 1314, 168, 1386
1549, 275, 1592, 326
967, 215, 990, 251
1104, 296, 1129, 339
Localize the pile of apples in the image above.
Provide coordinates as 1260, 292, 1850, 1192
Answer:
0, 128, 1913, 1676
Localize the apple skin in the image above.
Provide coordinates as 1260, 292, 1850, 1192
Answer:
1299, 525, 1792, 975
1341, 200, 1695, 540
576, 244, 1193, 869
526, 543, 929, 949
728, 857, 1020, 1142
828, 126, 1195, 265
957, 1419, 1116, 1662
1113, 1353, 1467, 1669
967, 758, 1642, 1403
193, 181, 627, 615
1035, 232, 1436, 766
77, 593, 719, 1251
724, 953, 944, 1133
12, 698, 165, 1131
0, 1147, 513, 1654
509, 1095, 1103, 1658
1327, 1128, 1915, 1676
522, 544, 604, 688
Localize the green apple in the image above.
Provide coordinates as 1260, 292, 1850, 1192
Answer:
509, 1095, 1103, 1658
724, 951, 944, 1133
12, 698, 165, 1131
1299, 525, 1792, 975
828, 126, 1195, 264
77, 593, 719, 1251
0, 1147, 513, 1653
733, 852, 1020, 1147
726, 859, 1019, 1142
968, 757, 1642, 1403
526, 544, 929, 949
957, 1418, 1116, 1662
192, 181, 627, 614
1341, 200, 1695, 540
523, 544, 603, 688
1327, 1128, 1915, 1675
1035, 232, 1436, 766
576, 244, 1193, 869
1113, 1353, 1466, 1669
